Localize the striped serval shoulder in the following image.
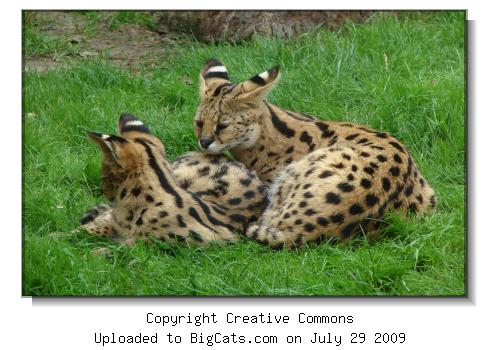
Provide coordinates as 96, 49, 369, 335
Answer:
193, 59, 436, 248
77, 113, 267, 246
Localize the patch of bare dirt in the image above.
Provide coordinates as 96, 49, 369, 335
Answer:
24, 11, 176, 73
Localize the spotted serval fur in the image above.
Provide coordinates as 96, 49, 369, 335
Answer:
77, 113, 266, 246
193, 59, 436, 248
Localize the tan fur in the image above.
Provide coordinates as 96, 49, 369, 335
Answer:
77, 113, 267, 246
194, 60, 436, 248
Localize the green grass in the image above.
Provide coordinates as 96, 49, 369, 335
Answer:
23, 12, 81, 58
23, 11, 465, 296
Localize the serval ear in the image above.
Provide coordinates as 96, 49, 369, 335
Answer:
199, 58, 231, 98
234, 65, 280, 101
117, 113, 166, 157
118, 113, 151, 136
87, 131, 129, 168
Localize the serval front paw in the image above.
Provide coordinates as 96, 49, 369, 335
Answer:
79, 204, 111, 225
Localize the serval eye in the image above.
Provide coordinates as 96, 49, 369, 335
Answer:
196, 120, 203, 128
216, 124, 228, 133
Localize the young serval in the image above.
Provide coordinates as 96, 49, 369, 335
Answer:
193, 59, 436, 248
77, 113, 267, 246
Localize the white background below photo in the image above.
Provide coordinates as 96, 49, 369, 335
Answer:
2, 0, 499, 349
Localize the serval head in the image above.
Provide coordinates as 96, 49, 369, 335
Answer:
194, 58, 280, 154
88, 113, 166, 201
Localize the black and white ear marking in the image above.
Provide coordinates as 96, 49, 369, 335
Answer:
118, 113, 151, 135
249, 65, 280, 86
202, 58, 229, 80
87, 131, 128, 144
235, 65, 281, 101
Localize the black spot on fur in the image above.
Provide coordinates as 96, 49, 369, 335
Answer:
300, 131, 313, 145
304, 209, 317, 216
416, 194, 423, 204
363, 167, 375, 176
176, 214, 187, 228
365, 194, 379, 207
341, 223, 357, 238
198, 166, 210, 176
393, 153, 403, 163
377, 154, 387, 162
230, 214, 246, 223
189, 230, 204, 242
322, 130, 336, 138
304, 168, 315, 177
168, 232, 186, 242
240, 178, 252, 186
145, 194, 154, 202
228, 197, 242, 205
351, 165, 358, 172
337, 182, 354, 192
315, 121, 329, 131
382, 177, 391, 192
376, 132, 388, 138
342, 153, 351, 160
430, 195, 436, 208
377, 206, 385, 217
389, 141, 405, 153
211, 165, 229, 179
299, 201, 308, 208
303, 191, 314, 199
349, 203, 364, 215
319, 170, 333, 178
131, 187, 141, 196
405, 185, 414, 196
120, 188, 127, 199
346, 133, 359, 140
360, 152, 370, 157
360, 178, 372, 189
317, 217, 329, 226
326, 192, 341, 204
286, 146, 294, 153
389, 166, 400, 177
330, 213, 344, 224
304, 223, 316, 232
244, 190, 255, 199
